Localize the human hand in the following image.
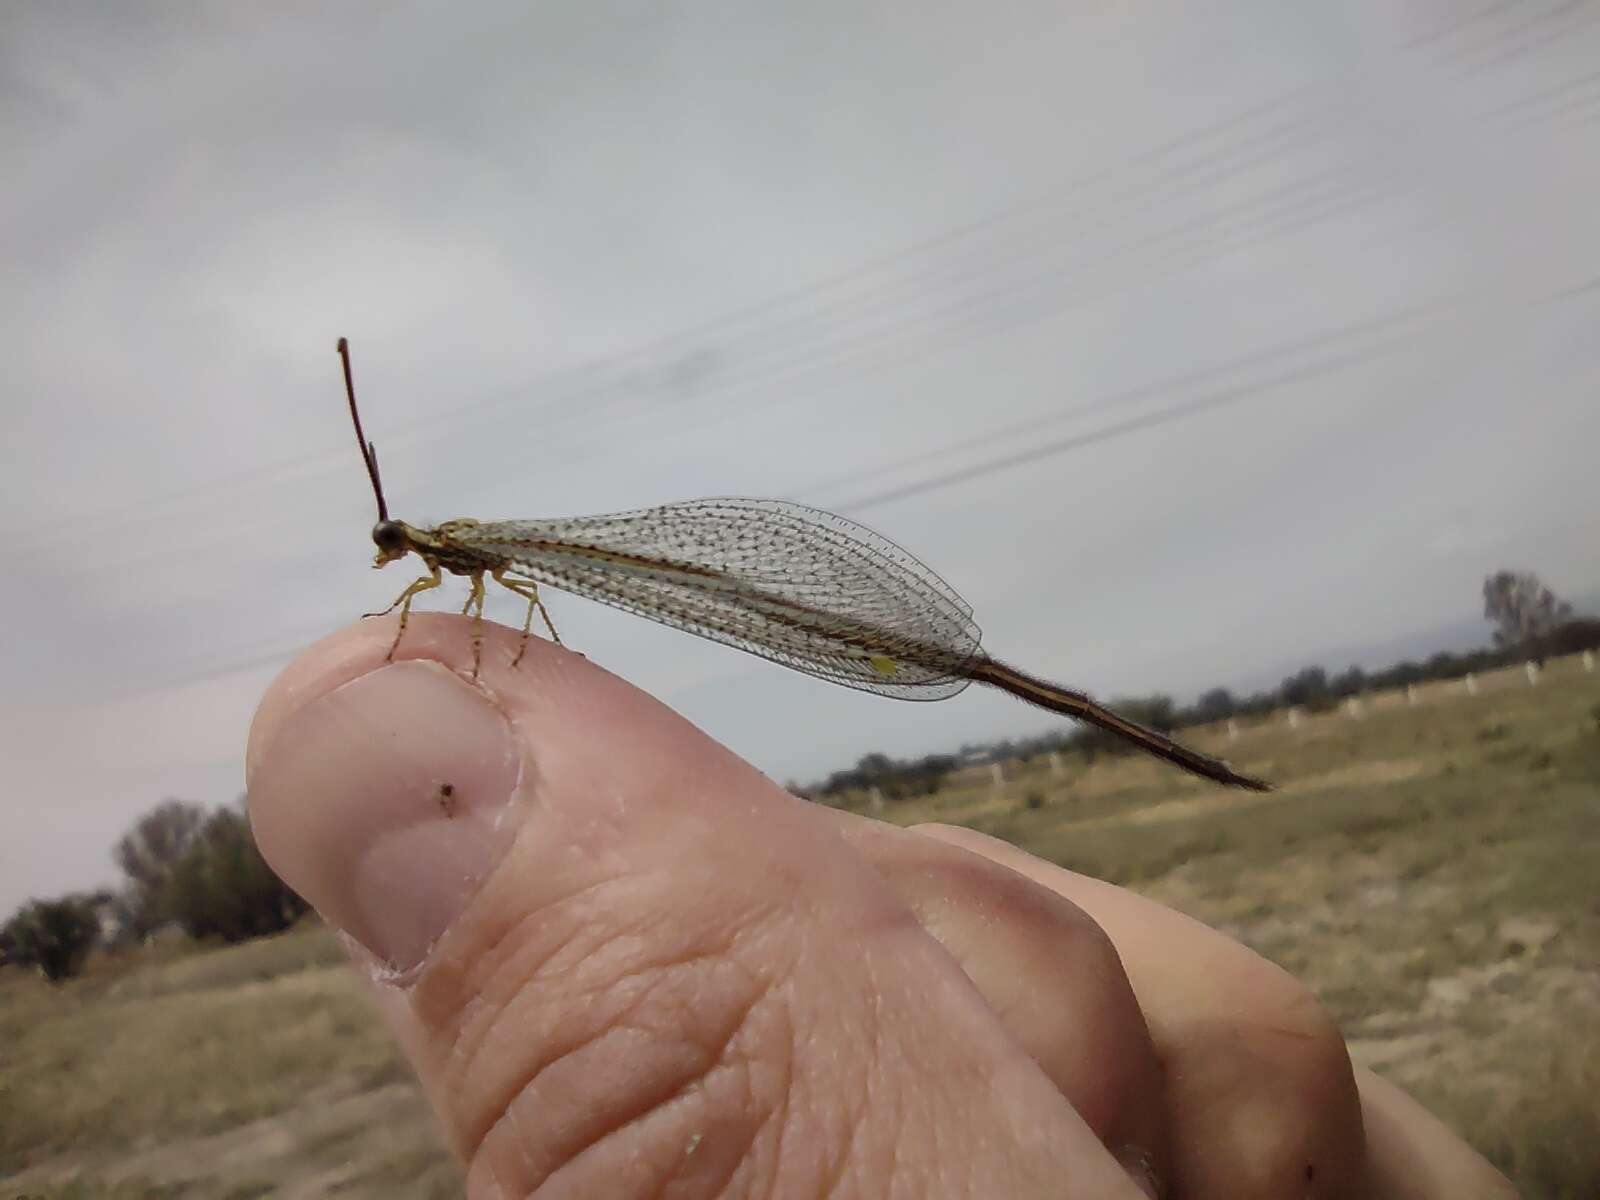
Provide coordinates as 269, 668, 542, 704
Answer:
246, 614, 1516, 1198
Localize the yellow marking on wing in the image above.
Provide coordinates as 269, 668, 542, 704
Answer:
869, 655, 898, 677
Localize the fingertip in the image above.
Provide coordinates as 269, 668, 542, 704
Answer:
243, 612, 808, 972
246, 613, 589, 785
243, 614, 641, 969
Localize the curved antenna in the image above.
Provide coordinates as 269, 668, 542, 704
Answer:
336, 337, 389, 522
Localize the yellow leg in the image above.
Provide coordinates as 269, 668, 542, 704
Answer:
369, 566, 443, 661
492, 569, 562, 668
461, 572, 487, 678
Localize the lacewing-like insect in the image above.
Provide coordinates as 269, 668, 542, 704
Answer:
336, 338, 1268, 791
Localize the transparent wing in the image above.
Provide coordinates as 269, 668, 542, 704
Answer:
456, 498, 982, 699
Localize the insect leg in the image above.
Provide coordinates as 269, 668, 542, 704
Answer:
491, 569, 562, 667
462, 571, 488, 678
376, 565, 443, 661
460, 573, 487, 617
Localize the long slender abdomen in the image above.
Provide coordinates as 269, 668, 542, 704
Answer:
965, 657, 1271, 791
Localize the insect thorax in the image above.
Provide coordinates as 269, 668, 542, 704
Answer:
406, 519, 507, 576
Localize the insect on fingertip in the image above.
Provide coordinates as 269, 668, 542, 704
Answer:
330, 347, 1275, 792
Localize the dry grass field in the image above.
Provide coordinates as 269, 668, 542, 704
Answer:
4, 655, 1597, 1198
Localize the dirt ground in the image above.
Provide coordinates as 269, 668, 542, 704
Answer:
4, 655, 1596, 1198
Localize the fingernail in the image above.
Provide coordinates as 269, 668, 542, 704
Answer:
1114, 1145, 1162, 1200
247, 660, 523, 971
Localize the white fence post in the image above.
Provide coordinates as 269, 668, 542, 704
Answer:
1226, 718, 1239, 742
1049, 751, 1064, 777
1406, 684, 1419, 707
1287, 707, 1303, 729
868, 786, 885, 813
989, 762, 1005, 793
1344, 696, 1364, 720
1464, 673, 1478, 696
1584, 649, 1596, 673
1524, 660, 1541, 687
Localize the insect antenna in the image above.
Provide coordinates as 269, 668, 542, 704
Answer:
336, 336, 389, 522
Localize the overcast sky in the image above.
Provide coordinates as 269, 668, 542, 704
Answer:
4, 1, 1598, 917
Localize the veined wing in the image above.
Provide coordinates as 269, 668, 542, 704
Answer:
455, 498, 982, 699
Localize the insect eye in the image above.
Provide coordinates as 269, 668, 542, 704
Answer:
372, 521, 406, 551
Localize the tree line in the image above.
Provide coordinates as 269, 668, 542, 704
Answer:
1, 799, 307, 982
798, 571, 1595, 804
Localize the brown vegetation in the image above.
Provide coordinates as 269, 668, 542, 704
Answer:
4, 654, 1596, 1197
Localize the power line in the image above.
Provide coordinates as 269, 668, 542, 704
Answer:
39, 80, 1592, 580
26, 0, 1578, 553
47, 166, 1404, 581
835, 327, 1430, 513
405, 4, 1600, 458
1441, 0, 1599, 74
787, 298, 1449, 500
829, 271, 1600, 512
127, 271, 1600, 691
31, 107, 1369, 569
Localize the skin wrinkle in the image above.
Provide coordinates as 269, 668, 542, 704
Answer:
594, 1056, 762, 1200
519, 980, 776, 1195
412, 731, 880, 1190
674, 1014, 770, 1200
681, 1126, 748, 1200
487, 1019, 716, 1189
427, 870, 639, 1121
749, 983, 797, 1200
432, 851, 765, 1126
828, 955, 896, 1200
449, 946, 650, 1156
502, 1080, 536, 1199
540, 915, 796, 1196
876, 1086, 903, 1200
1259, 996, 1346, 1048
696, 844, 949, 1192
461, 944, 755, 1169
814, 1066, 870, 1200
732, 934, 864, 1200
634, 1074, 751, 1200
458, 889, 792, 1181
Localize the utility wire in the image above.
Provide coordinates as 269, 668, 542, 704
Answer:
24, 0, 1583, 552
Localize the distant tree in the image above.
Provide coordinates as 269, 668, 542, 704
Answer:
1385, 660, 1425, 687
1124, 695, 1176, 732
1235, 690, 1276, 717
2, 895, 101, 982
1526, 616, 1600, 659
1193, 687, 1236, 722
113, 799, 206, 934
79, 888, 138, 950
1279, 666, 1330, 709
1423, 651, 1463, 680
855, 753, 894, 778
162, 804, 308, 943
1483, 570, 1572, 654
1330, 666, 1367, 698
